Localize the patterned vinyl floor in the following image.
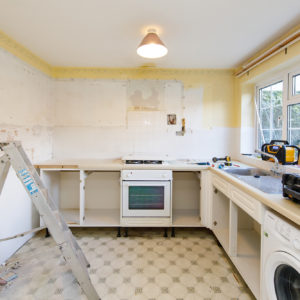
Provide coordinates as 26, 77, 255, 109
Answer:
0, 228, 255, 300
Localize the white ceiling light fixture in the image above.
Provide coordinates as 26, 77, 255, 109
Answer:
137, 29, 168, 59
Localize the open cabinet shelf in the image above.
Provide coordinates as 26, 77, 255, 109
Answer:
60, 209, 80, 225
60, 209, 120, 227
172, 209, 202, 227
82, 209, 120, 227
231, 229, 260, 299
172, 171, 202, 227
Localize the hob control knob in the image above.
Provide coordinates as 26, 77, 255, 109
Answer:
293, 239, 300, 250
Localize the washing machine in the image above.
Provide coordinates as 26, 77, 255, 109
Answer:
262, 210, 300, 299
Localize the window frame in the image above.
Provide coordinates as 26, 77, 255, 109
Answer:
255, 75, 285, 150
255, 65, 300, 150
288, 69, 300, 102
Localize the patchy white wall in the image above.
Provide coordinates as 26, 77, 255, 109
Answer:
0, 49, 53, 263
0, 168, 39, 264
0, 48, 53, 161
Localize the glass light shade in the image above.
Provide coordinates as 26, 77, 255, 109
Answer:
137, 32, 168, 59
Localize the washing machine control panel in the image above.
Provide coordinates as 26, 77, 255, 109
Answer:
266, 211, 300, 251
276, 219, 292, 240
293, 239, 300, 250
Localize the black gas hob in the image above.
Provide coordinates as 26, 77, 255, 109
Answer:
125, 160, 163, 165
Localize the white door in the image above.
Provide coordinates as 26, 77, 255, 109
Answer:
122, 181, 171, 217
264, 251, 300, 300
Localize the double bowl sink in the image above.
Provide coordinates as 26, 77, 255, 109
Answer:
224, 167, 282, 194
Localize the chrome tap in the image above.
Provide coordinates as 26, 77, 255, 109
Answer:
255, 149, 283, 176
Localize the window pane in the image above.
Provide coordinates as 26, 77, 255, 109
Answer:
261, 109, 270, 129
261, 130, 270, 143
273, 107, 283, 129
272, 82, 283, 107
258, 81, 283, 147
260, 86, 271, 109
288, 103, 300, 146
292, 74, 300, 95
272, 129, 282, 140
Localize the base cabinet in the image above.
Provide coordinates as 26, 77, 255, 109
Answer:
211, 173, 262, 299
40, 169, 203, 228
211, 187, 230, 253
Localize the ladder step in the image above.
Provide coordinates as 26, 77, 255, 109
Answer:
0, 142, 99, 299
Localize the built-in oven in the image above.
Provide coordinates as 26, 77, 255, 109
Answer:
121, 170, 172, 218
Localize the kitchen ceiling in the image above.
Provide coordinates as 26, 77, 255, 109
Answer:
0, 0, 299, 69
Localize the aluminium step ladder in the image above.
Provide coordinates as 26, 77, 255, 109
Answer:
0, 142, 100, 300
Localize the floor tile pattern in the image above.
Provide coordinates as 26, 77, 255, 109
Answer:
0, 228, 255, 300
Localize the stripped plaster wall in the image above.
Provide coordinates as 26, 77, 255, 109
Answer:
52, 75, 239, 160
0, 48, 53, 263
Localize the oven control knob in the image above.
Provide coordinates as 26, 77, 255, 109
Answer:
293, 239, 300, 250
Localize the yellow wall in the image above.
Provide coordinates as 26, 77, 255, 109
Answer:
235, 26, 300, 128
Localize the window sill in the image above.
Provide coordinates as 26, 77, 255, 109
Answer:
237, 154, 300, 174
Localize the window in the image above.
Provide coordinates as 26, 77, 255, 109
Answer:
256, 67, 300, 148
257, 81, 283, 148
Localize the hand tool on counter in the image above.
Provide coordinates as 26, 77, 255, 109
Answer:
195, 162, 210, 165
187, 161, 210, 165
212, 156, 231, 163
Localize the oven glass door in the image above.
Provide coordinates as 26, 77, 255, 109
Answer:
122, 181, 171, 217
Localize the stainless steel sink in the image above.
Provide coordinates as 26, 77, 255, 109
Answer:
225, 168, 270, 177
224, 167, 282, 194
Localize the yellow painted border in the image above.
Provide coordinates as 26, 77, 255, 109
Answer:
0, 29, 234, 84
52, 66, 234, 87
0, 30, 52, 76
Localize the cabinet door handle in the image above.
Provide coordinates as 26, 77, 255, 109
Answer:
213, 221, 217, 226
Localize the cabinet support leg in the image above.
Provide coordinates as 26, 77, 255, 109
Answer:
171, 227, 175, 237
45, 228, 50, 238
117, 227, 121, 237
164, 228, 168, 238
124, 227, 128, 237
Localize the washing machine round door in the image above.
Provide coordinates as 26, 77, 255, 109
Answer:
265, 251, 300, 300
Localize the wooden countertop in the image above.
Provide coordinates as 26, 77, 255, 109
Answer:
211, 168, 300, 227
35, 159, 300, 226
34, 159, 210, 171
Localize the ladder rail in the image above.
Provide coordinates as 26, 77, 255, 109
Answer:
0, 154, 10, 195
0, 142, 100, 300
